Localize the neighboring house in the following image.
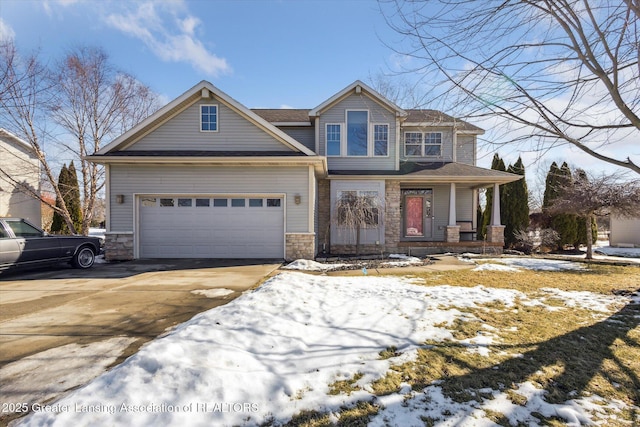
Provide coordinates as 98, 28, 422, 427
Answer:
609, 217, 640, 247
88, 80, 520, 261
0, 128, 41, 227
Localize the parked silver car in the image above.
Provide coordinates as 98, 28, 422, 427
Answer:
0, 218, 102, 270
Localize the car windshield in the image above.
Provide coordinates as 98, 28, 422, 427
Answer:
6, 220, 43, 238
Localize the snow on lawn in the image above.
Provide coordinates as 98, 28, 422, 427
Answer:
475, 257, 586, 272
594, 246, 640, 258
281, 259, 351, 272
380, 254, 423, 267
17, 273, 636, 427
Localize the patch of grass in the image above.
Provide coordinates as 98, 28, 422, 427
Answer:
286, 401, 378, 427
370, 369, 403, 395
378, 346, 401, 359
328, 373, 363, 396
397, 264, 640, 295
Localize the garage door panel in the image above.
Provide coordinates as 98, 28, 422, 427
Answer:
139, 196, 284, 258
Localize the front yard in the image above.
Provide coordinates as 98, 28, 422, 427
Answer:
17, 258, 640, 427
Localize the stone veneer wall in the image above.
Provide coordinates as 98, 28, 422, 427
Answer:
105, 232, 134, 261
286, 233, 316, 261
384, 180, 401, 253
487, 225, 505, 244
317, 179, 331, 255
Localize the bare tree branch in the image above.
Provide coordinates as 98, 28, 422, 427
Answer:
381, 0, 640, 174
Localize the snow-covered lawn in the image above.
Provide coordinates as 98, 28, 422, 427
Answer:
17, 266, 639, 427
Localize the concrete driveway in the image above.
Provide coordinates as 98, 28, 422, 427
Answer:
0, 259, 280, 426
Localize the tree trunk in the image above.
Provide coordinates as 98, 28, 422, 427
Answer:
355, 226, 361, 257
585, 214, 594, 260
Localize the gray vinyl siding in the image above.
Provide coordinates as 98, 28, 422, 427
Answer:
108, 164, 311, 232
126, 99, 294, 152
432, 185, 449, 241
278, 126, 316, 153
400, 126, 454, 162
428, 185, 474, 240
455, 187, 474, 222
319, 93, 397, 171
456, 135, 475, 165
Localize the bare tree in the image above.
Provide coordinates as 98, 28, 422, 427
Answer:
0, 40, 79, 233
549, 171, 640, 259
0, 40, 160, 234
381, 0, 640, 174
49, 46, 160, 233
332, 192, 383, 256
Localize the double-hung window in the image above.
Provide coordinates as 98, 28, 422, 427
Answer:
373, 124, 388, 156
200, 104, 218, 132
326, 124, 341, 156
424, 132, 442, 156
404, 132, 442, 156
404, 132, 423, 156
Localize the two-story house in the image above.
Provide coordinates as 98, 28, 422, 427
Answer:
0, 128, 42, 227
88, 80, 520, 261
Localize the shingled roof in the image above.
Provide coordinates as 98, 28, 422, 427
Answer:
251, 109, 312, 124
252, 108, 482, 132
404, 110, 483, 132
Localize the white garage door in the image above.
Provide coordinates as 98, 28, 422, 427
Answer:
138, 195, 284, 258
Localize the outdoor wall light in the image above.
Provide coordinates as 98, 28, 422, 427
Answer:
116, 194, 125, 204
294, 194, 302, 205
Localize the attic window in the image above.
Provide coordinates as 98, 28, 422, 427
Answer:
200, 104, 218, 132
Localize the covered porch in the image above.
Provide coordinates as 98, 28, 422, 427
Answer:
324, 162, 521, 256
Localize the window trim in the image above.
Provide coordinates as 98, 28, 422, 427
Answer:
404, 131, 443, 157
372, 123, 389, 157
325, 123, 342, 157
326, 112, 391, 158
345, 109, 369, 157
200, 104, 219, 133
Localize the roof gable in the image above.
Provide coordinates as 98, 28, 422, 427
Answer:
97, 81, 316, 156
309, 80, 407, 118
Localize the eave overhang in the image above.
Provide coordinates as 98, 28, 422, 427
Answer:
85, 154, 328, 175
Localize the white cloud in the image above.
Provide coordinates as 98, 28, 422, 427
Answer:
0, 18, 15, 41
104, 1, 231, 77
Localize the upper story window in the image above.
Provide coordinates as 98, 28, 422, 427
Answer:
200, 104, 218, 132
326, 124, 341, 156
404, 131, 442, 157
346, 110, 368, 156
326, 111, 390, 157
373, 124, 389, 156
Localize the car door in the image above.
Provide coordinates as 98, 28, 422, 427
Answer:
3, 219, 61, 264
0, 221, 22, 266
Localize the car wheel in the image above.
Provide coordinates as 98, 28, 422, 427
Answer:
72, 246, 95, 269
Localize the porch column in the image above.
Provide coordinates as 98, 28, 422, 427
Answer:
445, 182, 460, 242
448, 182, 456, 226
488, 182, 505, 243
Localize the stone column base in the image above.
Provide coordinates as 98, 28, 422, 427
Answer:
286, 233, 316, 261
487, 225, 505, 244
445, 226, 460, 243
105, 232, 134, 261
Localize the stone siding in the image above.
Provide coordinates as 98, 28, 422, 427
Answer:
286, 233, 316, 261
384, 180, 401, 253
445, 225, 460, 243
317, 179, 331, 255
487, 225, 505, 244
105, 232, 134, 261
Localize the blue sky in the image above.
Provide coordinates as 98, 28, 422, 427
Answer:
1, 0, 634, 192
1, 0, 403, 108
